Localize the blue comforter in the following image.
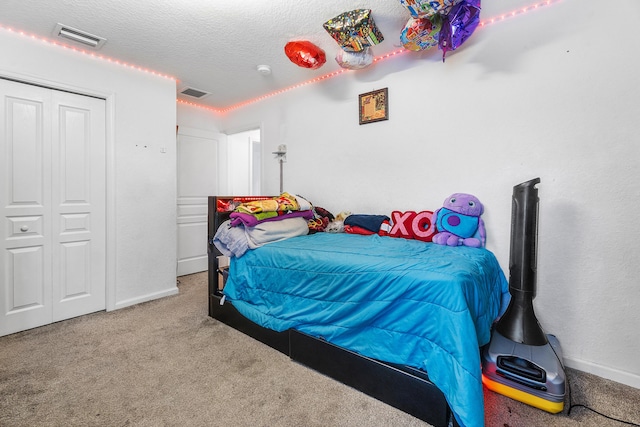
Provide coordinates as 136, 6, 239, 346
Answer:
223, 233, 509, 427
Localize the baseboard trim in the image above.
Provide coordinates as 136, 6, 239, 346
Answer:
564, 357, 640, 389
111, 287, 179, 311
177, 256, 207, 277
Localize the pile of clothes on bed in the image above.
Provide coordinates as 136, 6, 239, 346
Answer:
214, 193, 315, 258
214, 193, 401, 258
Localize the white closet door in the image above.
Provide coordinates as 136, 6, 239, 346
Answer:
0, 80, 53, 334
0, 79, 106, 336
51, 91, 106, 321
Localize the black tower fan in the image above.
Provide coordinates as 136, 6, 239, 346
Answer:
482, 178, 566, 413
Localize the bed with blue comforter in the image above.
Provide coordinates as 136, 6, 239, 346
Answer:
221, 232, 509, 427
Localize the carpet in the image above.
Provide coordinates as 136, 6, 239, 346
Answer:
1, 272, 638, 427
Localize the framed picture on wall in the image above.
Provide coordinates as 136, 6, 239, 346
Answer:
359, 88, 388, 125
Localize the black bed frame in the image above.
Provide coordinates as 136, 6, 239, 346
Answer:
207, 196, 455, 427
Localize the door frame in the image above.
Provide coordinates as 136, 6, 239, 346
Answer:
0, 71, 117, 311
222, 125, 262, 195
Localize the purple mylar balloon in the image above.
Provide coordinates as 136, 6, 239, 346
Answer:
439, 0, 481, 61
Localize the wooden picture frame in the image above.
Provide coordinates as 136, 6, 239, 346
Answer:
359, 88, 388, 125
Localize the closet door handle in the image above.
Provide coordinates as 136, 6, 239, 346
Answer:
20, 225, 29, 232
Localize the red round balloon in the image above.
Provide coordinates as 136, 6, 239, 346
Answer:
284, 41, 326, 69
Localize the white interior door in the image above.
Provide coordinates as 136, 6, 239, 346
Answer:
176, 127, 222, 276
0, 79, 106, 336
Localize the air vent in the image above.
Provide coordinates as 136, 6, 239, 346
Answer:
180, 87, 210, 99
54, 23, 106, 49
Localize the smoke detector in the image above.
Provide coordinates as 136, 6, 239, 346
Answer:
257, 65, 272, 76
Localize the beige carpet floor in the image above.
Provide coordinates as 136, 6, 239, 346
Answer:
1, 272, 638, 427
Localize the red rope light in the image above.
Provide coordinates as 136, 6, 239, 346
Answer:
1, 0, 559, 112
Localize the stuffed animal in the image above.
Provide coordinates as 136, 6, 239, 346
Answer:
325, 220, 345, 233
325, 211, 351, 233
432, 193, 486, 248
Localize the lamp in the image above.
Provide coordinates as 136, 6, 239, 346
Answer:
272, 144, 287, 193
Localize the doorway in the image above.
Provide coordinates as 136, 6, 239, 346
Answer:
226, 128, 261, 196
175, 126, 262, 277
176, 127, 223, 276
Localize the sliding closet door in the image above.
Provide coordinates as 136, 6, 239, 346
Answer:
0, 79, 106, 336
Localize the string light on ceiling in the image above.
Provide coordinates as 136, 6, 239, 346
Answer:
1, 0, 558, 112
203, 0, 561, 114
478, 0, 557, 28
0, 24, 176, 81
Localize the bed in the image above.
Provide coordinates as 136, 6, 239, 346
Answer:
207, 196, 509, 427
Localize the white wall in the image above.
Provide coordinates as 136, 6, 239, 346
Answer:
177, 103, 224, 131
189, 0, 639, 388
0, 28, 179, 309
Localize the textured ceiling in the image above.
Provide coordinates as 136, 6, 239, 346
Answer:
0, 0, 545, 110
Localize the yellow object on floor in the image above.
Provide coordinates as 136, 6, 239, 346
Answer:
483, 374, 564, 414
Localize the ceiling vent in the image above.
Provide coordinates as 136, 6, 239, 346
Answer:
179, 87, 210, 99
54, 23, 106, 49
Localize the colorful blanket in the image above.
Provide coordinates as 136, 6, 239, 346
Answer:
230, 210, 314, 228
235, 192, 301, 214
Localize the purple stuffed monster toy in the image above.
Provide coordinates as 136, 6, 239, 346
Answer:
432, 193, 486, 248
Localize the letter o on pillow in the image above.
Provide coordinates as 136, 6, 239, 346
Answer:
411, 211, 436, 242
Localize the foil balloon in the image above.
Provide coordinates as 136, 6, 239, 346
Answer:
284, 41, 326, 69
400, 15, 442, 51
399, 0, 461, 19
439, 0, 481, 61
323, 9, 384, 52
335, 47, 374, 70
